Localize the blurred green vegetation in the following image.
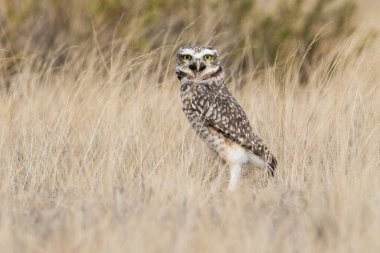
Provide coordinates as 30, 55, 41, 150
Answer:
0, 0, 376, 85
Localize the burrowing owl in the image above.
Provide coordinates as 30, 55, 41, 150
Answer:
176, 45, 277, 191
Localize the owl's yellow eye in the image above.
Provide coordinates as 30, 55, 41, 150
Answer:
203, 55, 213, 61
183, 55, 192, 60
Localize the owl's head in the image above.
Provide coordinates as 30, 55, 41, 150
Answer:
176, 45, 222, 80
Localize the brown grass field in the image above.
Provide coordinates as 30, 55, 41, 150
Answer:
0, 1, 379, 252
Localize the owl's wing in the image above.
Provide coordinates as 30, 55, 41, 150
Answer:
193, 84, 276, 172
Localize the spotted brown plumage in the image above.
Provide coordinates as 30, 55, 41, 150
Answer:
176, 45, 277, 191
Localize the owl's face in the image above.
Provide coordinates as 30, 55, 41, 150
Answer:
176, 46, 221, 80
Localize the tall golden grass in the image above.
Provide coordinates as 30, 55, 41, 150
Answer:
0, 1, 379, 253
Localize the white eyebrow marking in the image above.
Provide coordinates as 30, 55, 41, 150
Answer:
179, 49, 195, 55
202, 49, 217, 56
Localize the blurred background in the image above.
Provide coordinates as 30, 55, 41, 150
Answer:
0, 0, 378, 88
0, 2, 379, 253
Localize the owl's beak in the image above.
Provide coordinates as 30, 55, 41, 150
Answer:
196, 59, 201, 71
189, 59, 206, 74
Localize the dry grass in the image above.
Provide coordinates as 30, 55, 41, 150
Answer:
1, 4, 380, 253
0, 40, 378, 253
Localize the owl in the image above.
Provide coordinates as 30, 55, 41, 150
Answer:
176, 45, 277, 191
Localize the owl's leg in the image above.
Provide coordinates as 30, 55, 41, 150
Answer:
228, 164, 241, 192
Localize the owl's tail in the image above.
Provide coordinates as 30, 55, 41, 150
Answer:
267, 154, 277, 176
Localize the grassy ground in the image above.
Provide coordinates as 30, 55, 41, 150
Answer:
0, 1, 379, 253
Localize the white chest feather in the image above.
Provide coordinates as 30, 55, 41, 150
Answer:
223, 145, 250, 165
206, 131, 265, 168
222, 144, 265, 168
